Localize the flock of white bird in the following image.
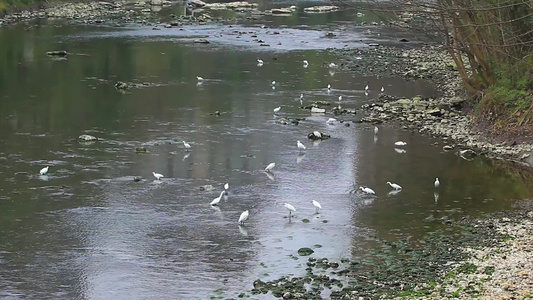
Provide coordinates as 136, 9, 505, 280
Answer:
37, 57, 438, 226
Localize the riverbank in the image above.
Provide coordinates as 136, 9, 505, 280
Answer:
335, 45, 533, 168
245, 201, 533, 299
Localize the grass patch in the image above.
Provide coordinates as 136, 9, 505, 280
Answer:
457, 263, 477, 274
484, 266, 495, 276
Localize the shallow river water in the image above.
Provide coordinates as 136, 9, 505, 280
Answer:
1, 1, 533, 299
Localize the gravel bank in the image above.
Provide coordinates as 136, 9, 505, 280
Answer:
336, 45, 533, 168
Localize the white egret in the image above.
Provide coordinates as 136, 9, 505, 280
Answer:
434, 178, 440, 188
265, 162, 276, 172
152, 172, 164, 180
327, 84, 331, 90
359, 186, 376, 195
394, 141, 407, 146
338, 95, 342, 101
297, 140, 306, 152
239, 210, 249, 224
224, 182, 229, 195
283, 203, 296, 217
387, 181, 402, 190
303, 60, 309, 67
381, 86, 385, 93
210, 191, 225, 206
183, 141, 192, 151
326, 117, 337, 125
313, 131, 322, 138
365, 84, 369, 91
374, 126, 379, 134
300, 93, 304, 105
196, 76, 204, 82
328, 62, 337, 68
312, 200, 322, 213
257, 59, 264, 66
273, 106, 281, 113
39, 166, 49, 175
271, 80, 276, 86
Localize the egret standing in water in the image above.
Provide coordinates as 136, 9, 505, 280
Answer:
265, 162, 276, 172
297, 140, 306, 152
303, 60, 309, 67
183, 141, 192, 151
283, 203, 296, 217
300, 93, 304, 105
224, 182, 229, 195
374, 126, 379, 134
387, 181, 402, 190
39, 166, 49, 175
381, 86, 385, 93
152, 172, 164, 180
394, 141, 407, 146
327, 84, 331, 91
365, 84, 369, 91
359, 186, 376, 195
210, 191, 225, 206
271, 80, 276, 86
239, 210, 249, 224
434, 178, 440, 188
312, 200, 322, 213
196, 76, 204, 82
257, 59, 264, 66
273, 106, 281, 113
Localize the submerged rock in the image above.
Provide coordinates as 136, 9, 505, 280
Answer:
114, 81, 128, 89
78, 134, 98, 142
135, 147, 147, 153
199, 184, 214, 191
298, 247, 314, 256
304, 5, 339, 13
308, 131, 330, 140
459, 149, 477, 160
193, 38, 210, 44
46, 50, 68, 56
310, 107, 326, 113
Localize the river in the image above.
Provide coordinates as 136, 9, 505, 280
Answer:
1, 1, 532, 299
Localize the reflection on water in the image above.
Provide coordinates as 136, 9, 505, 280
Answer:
1, 4, 533, 300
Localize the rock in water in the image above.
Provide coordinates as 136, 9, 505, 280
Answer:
78, 134, 98, 141
135, 147, 147, 153
46, 50, 68, 56
298, 247, 314, 256
193, 38, 210, 44
114, 81, 128, 89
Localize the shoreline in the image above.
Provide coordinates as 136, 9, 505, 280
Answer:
335, 45, 533, 169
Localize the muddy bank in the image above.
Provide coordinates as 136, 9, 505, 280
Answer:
335, 45, 533, 168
